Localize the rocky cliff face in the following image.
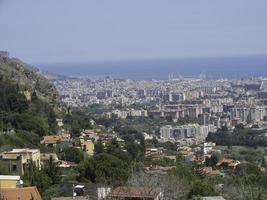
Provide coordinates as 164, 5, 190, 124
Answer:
0, 54, 64, 140
0, 54, 58, 103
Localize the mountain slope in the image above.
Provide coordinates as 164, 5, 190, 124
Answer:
0, 55, 58, 102
0, 54, 62, 149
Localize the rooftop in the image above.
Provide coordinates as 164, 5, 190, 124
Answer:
0, 186, 41, 200
7, 148, 40, 154
0, 175, 20, 181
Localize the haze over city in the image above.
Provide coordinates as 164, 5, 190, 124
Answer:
1, 0, 267, 65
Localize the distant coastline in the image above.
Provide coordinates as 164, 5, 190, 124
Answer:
37, 55, 267, 80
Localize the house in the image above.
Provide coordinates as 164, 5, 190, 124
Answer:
216, 159, 240, 170
108, 186, 163, 200
59, 133, 73, 148
99, 134, 114, 146
82, 129, 99, 141
0, 148, 41, 175
142, 132, 153, 140
145, 148, 165, 157
203, 142, 216, 155
0, 175, 42, 200
81, 140, 94, 156
40, 153, 59, 165
0, 175, 22, 189
0, 186, 42, 200
41, 135, 61, 147
40, 134, 72, 148
164, 155, 177, 162
0, 154, 24, 175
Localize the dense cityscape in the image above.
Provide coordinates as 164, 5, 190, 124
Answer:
1, 1, 267, 200
1, 51, 267, 199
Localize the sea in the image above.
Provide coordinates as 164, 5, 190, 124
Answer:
37, 55, 267, 80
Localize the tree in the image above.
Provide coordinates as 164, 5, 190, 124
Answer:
70, 120, 81, 137
127, 170, 190, 200
23, 161, 53, 194
43, 156, 61, 184
166, 115, 173, 122
79, 153, 129, 184
251, 124, 259, 129
7, 93, 29, 113
235, 123, 244, 130
107, 138, 120, 152
34, 170, 53, 194
188, 180, 217, 199
223, 163, 266, 200
234, 163, 262, 184
60, 147, 84, 163
205, 154, 219, 167
126, 142, 143, 161
94, 141, 104, 154
221, 126, 228, 132
193, 163, 205, 179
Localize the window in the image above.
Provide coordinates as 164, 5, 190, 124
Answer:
12, 164, 17, 172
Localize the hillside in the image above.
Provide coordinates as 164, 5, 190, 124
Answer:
0, 54, 62, 150
0, 55, 58, 102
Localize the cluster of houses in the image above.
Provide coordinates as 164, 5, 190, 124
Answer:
0, 148, 78, 176
178, 142, 240, 176
0, 173, 226, 200
142, 140, 241, 180
0, 127, 127, 177
0, 126, 233, 199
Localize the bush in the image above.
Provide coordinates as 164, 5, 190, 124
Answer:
79, 153, 129, 184
60, 147, 84, 163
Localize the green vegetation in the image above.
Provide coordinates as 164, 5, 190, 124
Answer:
78, 153, 129, 185
0, 56, 62, 149
23, 157, 62, 197
0, 131, 40, 150
207, 128, 267, 147
63, 111, 92, 137
217, 146, 264, 163
59, 147, 85, 163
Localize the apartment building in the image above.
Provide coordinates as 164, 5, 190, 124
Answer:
0, 148, 41, 175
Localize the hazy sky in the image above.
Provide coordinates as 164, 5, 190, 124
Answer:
0, 0, 267, 64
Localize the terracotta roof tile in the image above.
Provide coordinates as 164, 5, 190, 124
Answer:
0, 186, 42, 200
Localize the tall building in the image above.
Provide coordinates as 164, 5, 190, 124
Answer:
230, 106, 266, 123
248, 106, 265, 122
187, 105, 203, 118
258, 91, 267, 99
160, 125, 173, 139
160, 124, 216, 141
230, 107, 250, 123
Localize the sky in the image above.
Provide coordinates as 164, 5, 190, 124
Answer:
0, 0, 267, 64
